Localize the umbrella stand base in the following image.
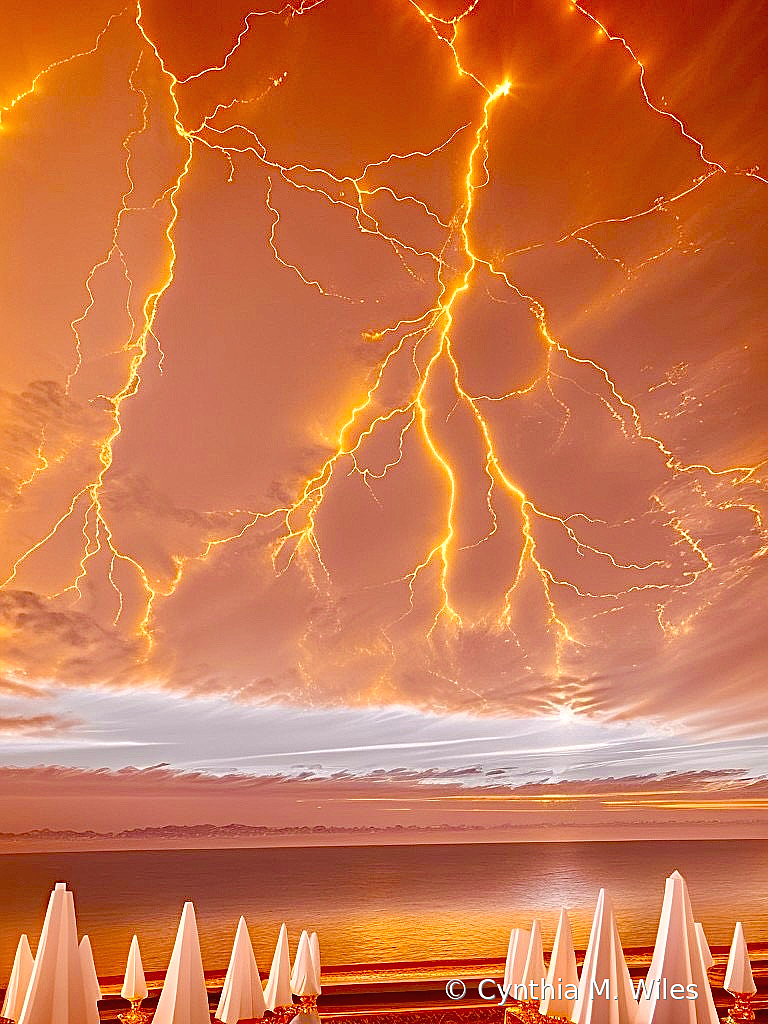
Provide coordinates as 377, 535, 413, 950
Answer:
505, 1004, 574, 1024
118, 999, 151, 1024
725, 993, 755, 1024
270, 1005, 298, 1023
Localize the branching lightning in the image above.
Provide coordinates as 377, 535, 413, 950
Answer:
2, 0, 765, 701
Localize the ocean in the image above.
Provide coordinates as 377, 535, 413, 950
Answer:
1, 839, 766, 983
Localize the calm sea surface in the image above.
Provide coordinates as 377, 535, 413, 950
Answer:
2, 840, 766, 983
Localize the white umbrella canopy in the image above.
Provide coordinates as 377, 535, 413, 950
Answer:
1, 934, 35, 1022
290, 931, 319, 998
520, 920, 547, 998
263, 923, 293, 1010
571, 888, 637, 1024
18, 882, 88, 1024
724, 922, 756, 996
504, 928, 532, 994
541, 908, 579, 1018
78, 936, 101, 1024
694, 924, 714, 972
636, 870, 718, 1024
121, 935, 149, 1003
309, 933, 321, 991
153, 901, 211, 1024
215, 916, 266, 1023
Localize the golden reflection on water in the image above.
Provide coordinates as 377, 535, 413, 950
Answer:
2, 840, 766, 983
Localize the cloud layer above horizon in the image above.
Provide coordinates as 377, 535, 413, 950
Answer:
0, 688, 766, 832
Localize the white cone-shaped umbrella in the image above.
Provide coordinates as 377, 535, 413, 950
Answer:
695, 924, 714, 972
572, 888, 636, 1024
1, 934, 35, 1022
290, 931, 319, 997
153, 901, 211, 1024
504, 927, 531, 994
216, 917, 266, 1023
263, 923, 293, 1010
79, 936, 101, 1024
542, 908, 578, 1018
18, 881, 87, 1024
309, 932, 321, 991
121, 935, 149, 1003
520, 920, 546, 1000
636, 871, 718, 1024
724, 922, 756, 996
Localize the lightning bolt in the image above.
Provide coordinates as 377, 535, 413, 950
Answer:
2, 0, 765, 708
0, 9, 129, 128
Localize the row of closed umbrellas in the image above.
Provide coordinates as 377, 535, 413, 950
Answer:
1, 882, 320, 1024
1, 869, 760, 1024
501, 870, 758, 1024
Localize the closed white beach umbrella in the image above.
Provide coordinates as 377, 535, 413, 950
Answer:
18, 881, 87, 1024
263, 923, 293, 1011
1, 935, 35, 1022
520, 920, 546, 999
541, 908, 578, 1018
571, 888, 636, 1024
153, 901, 211, 1024
215, 916, 266, 1023
504, 927, 531, 994
290, 931, 319, 998
122, 935, 149, 1003
636, 870, 718, 1024
724, 922, 756, 996
309, 933, 321, 991
78, 936, 101, 1024
694, 923, 714, 972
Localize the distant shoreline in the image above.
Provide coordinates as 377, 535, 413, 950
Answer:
1, 825, 766, 854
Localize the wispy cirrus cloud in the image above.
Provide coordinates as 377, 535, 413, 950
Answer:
0, 713, 79, 734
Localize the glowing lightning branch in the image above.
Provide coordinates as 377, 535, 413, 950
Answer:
0, 9, 128, 127
568, 1, 727, 173
2, 0, 765, 694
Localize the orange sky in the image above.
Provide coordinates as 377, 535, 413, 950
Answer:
0, 0, 766, 834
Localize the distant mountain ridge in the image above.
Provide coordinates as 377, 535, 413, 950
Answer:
1, 819, 765, 843
0, 822, 471, 840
